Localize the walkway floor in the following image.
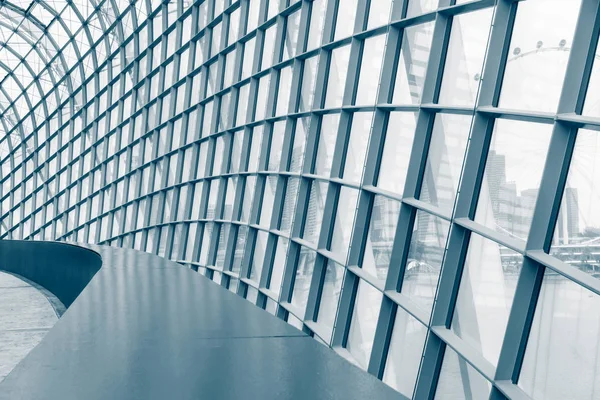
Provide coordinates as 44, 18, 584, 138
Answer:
0, 272, 58, 383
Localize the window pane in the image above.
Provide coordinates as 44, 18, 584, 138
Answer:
346, 279, 382, 370
334, 0, 358, 41
249, 230, 269, 284
343, 112, 372, 184
314, 113, 340, 177
419, 113, 472, 213
291, 247, 316, 313
280, 177, 299, 234
475, 119, 552, 241
392, 22, 434, 105
355, 34, 386, 106
406, 0, 438, 18
289, 118, 309, 172
451, 233, 522, 365
438, 8, 493, 106
435, 346, 492, 399
299, 56, 319, 112
276, 66, 293, 116
583, 40, 600, 117
315, 260, 344, 342
307, 0, 327, 51
377, 112, 418, 196
268, 121, 286, 171
325, 45, 351, 109
367, 0, 392, 29
302, 180, 328, 244
330, 187, 359, 261
498, 0, 582, 112
269, 237, 289, 295
401, 210, 450, 314
551, 129, 600, 280
283, 10, 301, 60
362, 195, 401, 285
519, 273, 600, 400
382, 307, 427, 398
259, 176, 277, 228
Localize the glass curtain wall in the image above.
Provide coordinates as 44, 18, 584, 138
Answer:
0, 0, 599, 398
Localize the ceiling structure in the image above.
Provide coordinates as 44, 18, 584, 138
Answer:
0, 0, 151, 164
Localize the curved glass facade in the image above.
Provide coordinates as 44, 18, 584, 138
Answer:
0, 0, 599, 398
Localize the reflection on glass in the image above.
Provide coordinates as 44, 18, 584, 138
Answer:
276, 66, 293, 117
334, 0, 357, 40
283, 11, 301, 61
406, 0, 438, 18
402, 210, 450, 314
241, 176, 256, 223
255, 74, 271, 121
377, 112, 418, 196
325, 45, 351, 109
269, 238, 288, 296
519, 273, 600, 400
287, 312, 304, 330
213, 271, 222, 285
551, 130, 600, 280
249, 230, 268, 284
259, 176, 277, 228
266, 298, 278, 315
241, 38, 256, 80
215, 224, 229, 269
247, 125, 263, 173
330, 187, 359, 261
434, 346, 492, 399
451, 233, 521, 365
475, 119, 552, 241
438, 8, 493, 106
299, 56, 319, 112
291, 247, 316, 313
199, 222, 213, 265
343, 112, 372, 183
367, 0, 392, 29
262, 25, 277, 71
382, 307, 427, 398
499, 0, 582, 112
392, 22, 434, 105
314, 113, 340, 177
280, 177, 299, 234
346, 280, 383, 370
582, 40, 600, 117
269, 121, 286, 171
316, 260, 344, 342
355, 34, 387, 105
229, 277, 239, 293
306, 0, 327, 51
231, 226, 248, 274
420, 113, 472, 213
362, 195, 401, 285
246, 285, 259, 304
289, 117, 309, 172
302, 180, 328, 244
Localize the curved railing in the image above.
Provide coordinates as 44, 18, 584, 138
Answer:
0, 240, 102, 308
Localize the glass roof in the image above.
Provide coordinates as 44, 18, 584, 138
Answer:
0, 0, 151, 162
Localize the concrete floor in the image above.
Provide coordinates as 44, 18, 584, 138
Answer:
0, 272, 58, 383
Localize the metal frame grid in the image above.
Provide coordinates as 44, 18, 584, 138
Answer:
1, 0, 600, 398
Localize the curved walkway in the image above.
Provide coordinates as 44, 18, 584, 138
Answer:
0, 241, 403, 400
